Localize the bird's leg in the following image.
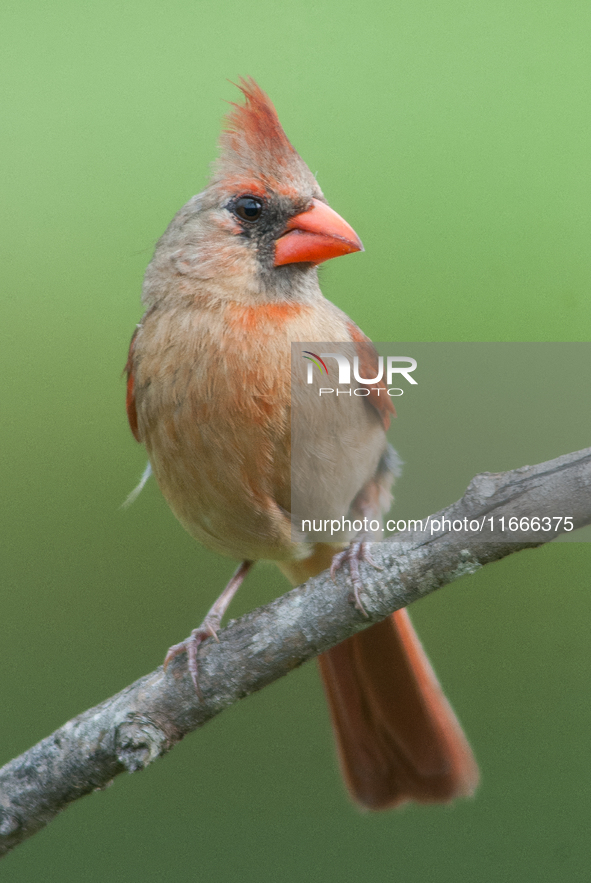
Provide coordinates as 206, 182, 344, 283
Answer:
164, 560, 253, 691
330, 492, 384, 617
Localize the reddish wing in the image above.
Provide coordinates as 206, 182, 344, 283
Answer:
125, 328, 140, 442
346, 321, 396, 429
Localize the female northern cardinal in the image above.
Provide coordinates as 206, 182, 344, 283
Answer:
125, 78, 478, 809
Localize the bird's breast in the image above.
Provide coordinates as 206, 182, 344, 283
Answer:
132, 297, 387, 561
132, 300, 306, 559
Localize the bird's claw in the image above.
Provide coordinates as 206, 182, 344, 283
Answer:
163, 619, 220, 695
163, 561, 252, 694
331, 540, 379, 618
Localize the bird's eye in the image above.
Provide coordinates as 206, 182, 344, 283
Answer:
234, 196, 263, 222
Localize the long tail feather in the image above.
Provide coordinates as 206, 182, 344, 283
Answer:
318, 610, 479, 809
278, 545, 478, 810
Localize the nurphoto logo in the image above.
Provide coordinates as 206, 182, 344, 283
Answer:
303, 351, 418, 397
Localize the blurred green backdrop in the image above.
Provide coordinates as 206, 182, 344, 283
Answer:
1, 1, 591, 880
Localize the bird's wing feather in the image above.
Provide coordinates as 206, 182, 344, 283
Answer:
125, 327, 140, 442
345, 320, 396, 429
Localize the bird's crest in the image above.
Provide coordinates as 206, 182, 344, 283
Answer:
212, 78, 313, 193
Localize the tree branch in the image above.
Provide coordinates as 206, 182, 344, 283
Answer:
1, 446, 590, 857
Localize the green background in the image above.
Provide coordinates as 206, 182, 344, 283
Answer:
1, 1, 590, 880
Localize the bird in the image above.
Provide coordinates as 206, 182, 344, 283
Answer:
125, 78, 478, 810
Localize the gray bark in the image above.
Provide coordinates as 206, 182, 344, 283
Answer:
1, 446, 590, 857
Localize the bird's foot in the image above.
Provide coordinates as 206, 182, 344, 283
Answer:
330, 540, 382, 617
163, 560, 253, 695
163, 617, 221, 694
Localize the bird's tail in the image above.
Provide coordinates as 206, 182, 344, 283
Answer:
278, 544, 479, 810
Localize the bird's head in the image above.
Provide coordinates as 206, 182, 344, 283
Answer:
142, 78, 363, 306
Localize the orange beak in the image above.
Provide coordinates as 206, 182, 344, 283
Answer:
274, 198, 364, 266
